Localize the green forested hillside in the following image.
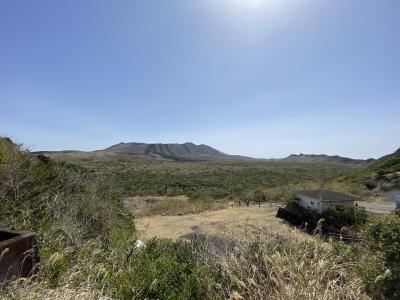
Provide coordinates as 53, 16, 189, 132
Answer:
367, 148, 400, 174
330, 148, 400, 195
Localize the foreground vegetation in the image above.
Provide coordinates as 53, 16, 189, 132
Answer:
1, 137, 399, 299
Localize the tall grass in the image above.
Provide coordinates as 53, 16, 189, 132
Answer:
0, 233, 366, 300
212, 236, 364, 299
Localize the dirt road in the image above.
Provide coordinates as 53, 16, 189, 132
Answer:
356, 201, 396, 214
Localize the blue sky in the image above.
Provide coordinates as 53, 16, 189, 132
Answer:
1, 0, 399, 159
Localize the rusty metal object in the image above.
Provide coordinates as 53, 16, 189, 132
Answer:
0, 227, 40, 286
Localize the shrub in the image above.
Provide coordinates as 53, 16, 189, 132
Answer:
363, 211, 400, 299
326, 205, 368, 229
242, 189, 266, 207
364, 179, 377, 190
284, 202, 367, 232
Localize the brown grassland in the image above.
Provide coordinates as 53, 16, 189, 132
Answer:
136, 205, 311, 241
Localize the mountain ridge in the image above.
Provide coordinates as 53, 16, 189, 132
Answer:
100, 142, 236, 161
35, 142, 252, 162
34, 143, 397, 165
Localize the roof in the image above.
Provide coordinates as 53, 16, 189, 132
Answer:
296, 189, 357, 202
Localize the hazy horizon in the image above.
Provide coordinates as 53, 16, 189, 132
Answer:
1, 0, 399, 159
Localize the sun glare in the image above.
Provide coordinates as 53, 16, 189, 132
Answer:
232, 0, 277, 9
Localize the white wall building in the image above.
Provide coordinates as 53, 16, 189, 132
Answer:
296, 190, 356, 214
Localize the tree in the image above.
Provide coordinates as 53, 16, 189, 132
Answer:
253, 190, 266, 207
244, 190, 265, 207
244, 192, 251, 207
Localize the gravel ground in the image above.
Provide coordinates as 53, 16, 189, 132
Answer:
356, 201, 396, 214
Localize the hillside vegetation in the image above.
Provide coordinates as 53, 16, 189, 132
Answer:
284, 153, 374, 165
335, 148, 400, 194
37, 144, 365, 200
2, 137, 400, 299
367, 148, 400, 174
37, 142, 396, 200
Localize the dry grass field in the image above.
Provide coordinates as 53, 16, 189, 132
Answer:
124, 195, 226, 217
136, 205, 311, 241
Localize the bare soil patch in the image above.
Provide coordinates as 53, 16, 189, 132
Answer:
136, 206, 311, 241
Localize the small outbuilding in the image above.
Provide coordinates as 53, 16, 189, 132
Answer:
296, 189, 356, 213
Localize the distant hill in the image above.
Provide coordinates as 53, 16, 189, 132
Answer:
34, 150, 83, 155
36, 142, 251, 162
283, 154, 375, 165
356, 148, 400, 192
98, 142, 248, 161
367, 148, 400, 173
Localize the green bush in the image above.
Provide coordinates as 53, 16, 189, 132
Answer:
331, 239, 386, 298
326, 205, 368, 229
0, 137, 134, 289
285, 202, 367, 231
332, 210, 400, 299
363, 211, 400, 299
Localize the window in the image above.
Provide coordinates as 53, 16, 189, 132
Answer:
310, 201, 314, 205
